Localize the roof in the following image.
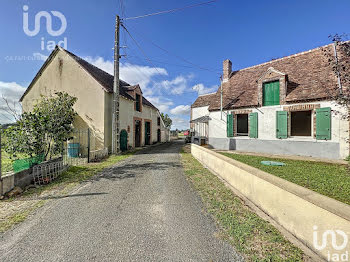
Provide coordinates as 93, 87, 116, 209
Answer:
207, 43, 343, 111
190, 115, 210, 123
191, 92, 216, 108
20, 46, 157, 109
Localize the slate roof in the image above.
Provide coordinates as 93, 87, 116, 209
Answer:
20, 47, 157, 109
191, 93, 216, 108
207, 44, 343, 111
190, 115, 211, 123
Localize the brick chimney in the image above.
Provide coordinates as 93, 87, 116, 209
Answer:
223, 59, 232, 83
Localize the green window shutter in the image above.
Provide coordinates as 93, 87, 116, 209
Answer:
276, 111, 288, 139
263, 81, 280, 106
316, 107, 331, 140
249, 113, 258, 138
226, 113, 234, 137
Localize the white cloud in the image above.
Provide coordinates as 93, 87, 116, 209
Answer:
171, 117, 189, 130
192, 83, 217, 95
84, 56, 168, 96
170, 105, 191, 116
0, 81, 25, 123
146, 96, 174, 113
154, 75, 196, 95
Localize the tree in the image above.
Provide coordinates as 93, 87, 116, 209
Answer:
160, 113, 172, 128
3, 92, 77, 160
322, 34, 350, 108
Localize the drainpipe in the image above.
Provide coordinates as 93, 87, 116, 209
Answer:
220, 76, 223, 120
333, 42, 343, 94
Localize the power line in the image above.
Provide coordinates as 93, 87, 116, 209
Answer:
123, 0, 218, 20
127, 55, 221, 72
121, 24, 164, 76
125, 25, 221, 75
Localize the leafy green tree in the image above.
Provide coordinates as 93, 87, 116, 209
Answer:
3, 92, 77, 160
160, 113, 172, 128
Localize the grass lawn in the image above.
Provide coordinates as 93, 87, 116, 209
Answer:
0, 152, 134, 233
181, 146, 305, 261
221, 153, 350, 205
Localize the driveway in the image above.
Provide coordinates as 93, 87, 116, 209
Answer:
0, 140, 242, 261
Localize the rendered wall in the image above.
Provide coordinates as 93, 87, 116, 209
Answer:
191, 144, 350, 260
208, 101, 349, 159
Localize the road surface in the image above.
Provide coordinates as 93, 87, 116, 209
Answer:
0, 140, 242, 261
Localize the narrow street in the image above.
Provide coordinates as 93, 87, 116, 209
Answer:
0, 141, 241, 262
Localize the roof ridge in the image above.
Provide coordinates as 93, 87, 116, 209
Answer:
237, 43, 333, 72
198, 92, 216, 97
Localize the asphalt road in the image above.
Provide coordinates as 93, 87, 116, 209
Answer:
0, 140, 242, 262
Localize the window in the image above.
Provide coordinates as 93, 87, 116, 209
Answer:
291, 111, 312, 136
263, 81, 280, 106
135, 94, 141, 112
157, 117, 161, 126
236, 114, 248, 136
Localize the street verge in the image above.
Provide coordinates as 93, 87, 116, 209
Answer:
180, 145, 307, 261
0, 152, 134, 233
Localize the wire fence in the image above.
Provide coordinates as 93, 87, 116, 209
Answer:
1, 128, 109, 184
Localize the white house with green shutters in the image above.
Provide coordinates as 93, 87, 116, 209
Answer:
191, 43, 349, 160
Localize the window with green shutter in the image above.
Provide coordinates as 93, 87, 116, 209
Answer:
276, 111, 288, 139
316, 107, 331, 140
227, 113, 234, 137
249, 113, 258, 138
263, 81, 280, 106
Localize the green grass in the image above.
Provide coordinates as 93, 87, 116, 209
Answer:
221, 153, 350, 205
181, 146, 305, 261
21, 152, 135, 198
0, 152, 134, 232
1, 150, 13, 174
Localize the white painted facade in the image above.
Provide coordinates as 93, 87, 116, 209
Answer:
207, 101, 349, 159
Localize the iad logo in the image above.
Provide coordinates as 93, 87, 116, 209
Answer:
22, 5, 67, 51
313, 226, 349, 261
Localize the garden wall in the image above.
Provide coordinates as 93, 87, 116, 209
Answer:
191, 144, 350, 260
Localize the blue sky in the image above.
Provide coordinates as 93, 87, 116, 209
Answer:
0, 0, 349, 129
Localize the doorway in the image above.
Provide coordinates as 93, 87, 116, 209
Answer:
145, 121, 151, 145
120, 129, 128, 152
135, 120, 141, 147
157, 129, 161, 143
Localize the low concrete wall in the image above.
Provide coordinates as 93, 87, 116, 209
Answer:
191, 144, 350, 259
209, 137, 341, 159
0, 168, 33, 195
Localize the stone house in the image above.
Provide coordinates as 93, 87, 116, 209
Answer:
191, 43, 349, 159
20, 46, 170, 153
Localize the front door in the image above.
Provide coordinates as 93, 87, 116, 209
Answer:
135, 120, 141, 147
157, 129, 161, 143
145, 121, 151, 145
120, 130, 128, 152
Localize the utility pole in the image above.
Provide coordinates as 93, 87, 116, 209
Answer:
112, 15, 120, 154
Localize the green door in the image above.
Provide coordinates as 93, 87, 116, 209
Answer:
120, 130, 128, 152
145, 121, 151, 145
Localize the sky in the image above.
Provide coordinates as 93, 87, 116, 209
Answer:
0, 0, 349, 129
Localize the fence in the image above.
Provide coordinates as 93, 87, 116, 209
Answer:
32, 158, 68, 186
63, 129, 108, 166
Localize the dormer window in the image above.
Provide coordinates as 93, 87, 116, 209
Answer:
135, 94, 141, 112
263, 81, 280, 106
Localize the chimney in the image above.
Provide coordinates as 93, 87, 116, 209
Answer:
223, 59, 232, 83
